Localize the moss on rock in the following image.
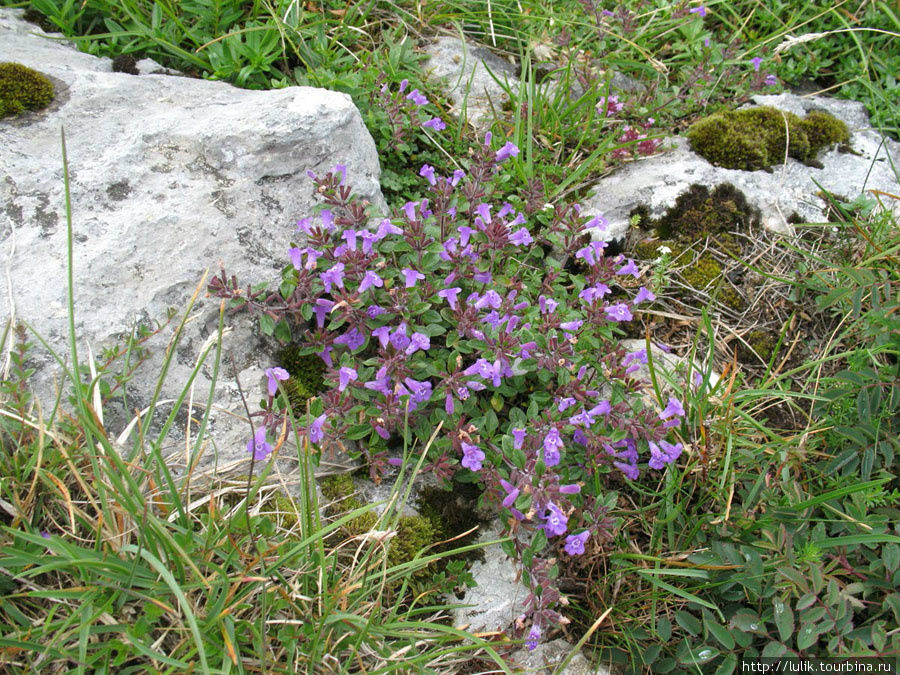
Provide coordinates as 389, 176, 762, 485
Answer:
277, 343, 327, 410
687, 106, 849, 171
0, 62, 55, 118
655, 183, 760, 243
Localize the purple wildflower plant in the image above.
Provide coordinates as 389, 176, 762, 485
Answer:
209, 121, 691, 649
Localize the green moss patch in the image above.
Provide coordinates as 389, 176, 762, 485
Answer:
687, 106, 850, 171
277, 344, 327, 411
0, 62, 55, 118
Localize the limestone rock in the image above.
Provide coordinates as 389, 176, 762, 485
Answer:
424, 36, 518, 131
581, 93, 900, 243
0, 8, 384, 476
509, 638, 612, 674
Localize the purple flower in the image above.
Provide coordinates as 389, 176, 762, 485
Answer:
500, 479, 520, 508
474, 290, 502, 310
318, 346, 333, 368
750, 56, 763, 72
604, 303, 633, 322
539, 296, 559, 314
660, 397, 685, 420
405, 332, 430, 355
560, 320, 583, 332
308, 414, 327, 443
559, 483, 581, 495
689, 5, 706, 17
450, 169, 465, 186
390, 323, 411, 351
335, 328, 365, 351
320, 263, 345, 292
402, 268, 425, 288
557, 397, 576, 412
341, 229, 359, 250
617, 258, 640, 277
622, 349, 648, 374
265, 367, 289, 396
371, 325, 392, 349
419, 164, 436, 186
375, 219, 403, 239
437, 287, 462, 310
359, 270, 383, 293
508, 227, 533, 246
526, 624, 541, 651
512, 428, 527, 450
543, 428, 564, 466
765, 74, 778, 86
543, 503, 568, 537
364, 368, 392, 396
247, 427, 273, 461
406, 88, 428, 106
338, 366, 357, 392
461, 442, 485, 472
474, 203, 492, 223
495, 141, 520, 162
320, 210, 335, 232
473, 270, 492, 284
615, 461, 640, 480
296, 217, 313, 234
360, 231, 379, 254
404, 377, 432, 405
402, 201, 418, 222
649, 440, 683, 470
634, 286, 656, 304
564, 531, 590, 556
289, 247, 304, 270
422, 117, 446, 130
367, 305, 385, 318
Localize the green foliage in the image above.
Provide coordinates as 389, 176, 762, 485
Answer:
652, 183, 761, 243
0, 62, 54, 117
688, 106, 849, 171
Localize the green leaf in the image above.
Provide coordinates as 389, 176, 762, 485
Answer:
345, 424, 373, 440
715, 653, 737, 675
773, 598, 794, 643
704, 611, 735, 649
762, 641, 789, 657
796, 592, 818, 610
656, 616, 672, 641
796, 623, 818, 651
273, 319, 292, 343
676, 643, 719, 666
258, 314, 275, 336
675, 610, 701, 636
731, 610, 763, 633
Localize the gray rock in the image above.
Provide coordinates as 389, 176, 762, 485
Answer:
581, 93, 900, 243
0, 8, 384, 476
509, 638, 612, 674
424, 36, 518, 131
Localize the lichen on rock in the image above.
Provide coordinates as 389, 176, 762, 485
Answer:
687, 106, 850, 171
0, 62, 55, 117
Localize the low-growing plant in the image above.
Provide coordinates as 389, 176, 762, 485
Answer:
209, 83, 689, 646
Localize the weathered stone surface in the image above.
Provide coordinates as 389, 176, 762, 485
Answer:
0, 8, 384, 475
582, 93, 900, 242
424, 36, 518, 131
509, 638, 612, 674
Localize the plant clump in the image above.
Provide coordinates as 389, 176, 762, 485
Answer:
687, 106, 849, 171
276, 343, 327, 410
738, 329, 778, 364
654, 183, 760, 243
0, 62, 55, 118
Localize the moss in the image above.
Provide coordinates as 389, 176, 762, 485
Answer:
719, 287, 746, 311
682, 253, 723, 290
0, 62, 55, 118
739, 329, 778, 364
655, 183, 760, 243
277, 344, 327, 410
687, 106, 848, 171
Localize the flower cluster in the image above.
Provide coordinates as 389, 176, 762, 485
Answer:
210, 84, 688, 649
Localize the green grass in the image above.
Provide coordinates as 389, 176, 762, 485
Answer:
3, 0, 899, 672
